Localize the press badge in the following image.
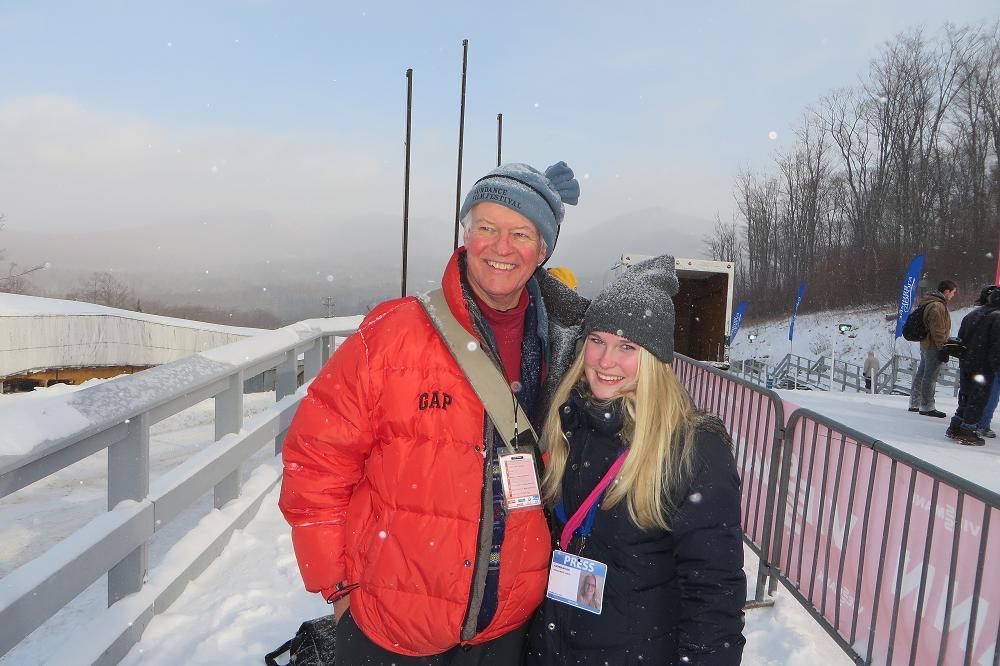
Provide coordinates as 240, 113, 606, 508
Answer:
497, 451, 542, 511
545, 550, 608, 615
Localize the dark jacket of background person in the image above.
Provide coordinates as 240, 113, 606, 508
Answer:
918, 291, 953, 350
957, 298, 1000, 374
526, 390, 746, 666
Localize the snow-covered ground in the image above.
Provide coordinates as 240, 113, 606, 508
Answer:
729, 302, 975, 369
777, 389, 998, 493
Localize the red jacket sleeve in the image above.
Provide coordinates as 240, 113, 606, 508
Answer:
278, 330, 375, 598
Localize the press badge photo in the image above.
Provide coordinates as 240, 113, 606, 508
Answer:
545, 550, 608, 615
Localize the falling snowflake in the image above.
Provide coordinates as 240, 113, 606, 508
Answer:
466, 341, 479, 352
768, 131, 778, 140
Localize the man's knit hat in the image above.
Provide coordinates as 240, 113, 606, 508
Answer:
459, 161, 580, 260
582, 254, 679, 364
978, 284, 998, 306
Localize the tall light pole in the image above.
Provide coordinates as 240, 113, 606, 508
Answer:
747, 333, 758, 382
453, 39, 469, 251
831, 323, 856, 391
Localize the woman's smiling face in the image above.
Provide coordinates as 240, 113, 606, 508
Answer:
583, 331, 641, 400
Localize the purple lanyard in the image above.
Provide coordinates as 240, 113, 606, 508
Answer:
559, 452, 628, 551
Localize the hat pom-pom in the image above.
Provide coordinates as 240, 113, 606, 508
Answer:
545, 161, 580, 206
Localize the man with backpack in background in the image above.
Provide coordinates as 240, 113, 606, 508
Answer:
947, 285, 1000, 446
907, 279, 958, 418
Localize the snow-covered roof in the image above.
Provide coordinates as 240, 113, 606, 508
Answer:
0, 293, 264, 376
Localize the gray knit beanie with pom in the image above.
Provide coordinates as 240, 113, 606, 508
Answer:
582, 254, 679, 364
459, 161, 580, 260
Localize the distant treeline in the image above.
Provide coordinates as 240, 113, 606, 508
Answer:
58, 271, 285, 329
706, 22, 1000, 318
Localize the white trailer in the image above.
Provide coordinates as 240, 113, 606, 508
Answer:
619, 254, 734, 367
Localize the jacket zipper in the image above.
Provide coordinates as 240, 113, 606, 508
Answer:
459, 418, 494, 641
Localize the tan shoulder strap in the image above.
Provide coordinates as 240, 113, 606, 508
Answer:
420, 289, 538, 452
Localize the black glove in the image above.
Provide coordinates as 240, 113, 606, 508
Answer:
938, 349, 950, 363
943, 337, 966, 359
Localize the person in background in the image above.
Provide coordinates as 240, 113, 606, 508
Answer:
978, 375, 999, 439
526, 255, 746, 666
974, 286, 999, 439
863, 350, 879, 391
909, 279, 958, 418
279, 160, 589, 664
948, 285, 1000, 446
547, 266, 578, 291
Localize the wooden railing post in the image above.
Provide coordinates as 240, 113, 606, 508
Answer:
107, 412, 150, 605
213, 374, 244, 509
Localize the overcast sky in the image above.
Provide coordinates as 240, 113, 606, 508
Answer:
1, 1, 997, 247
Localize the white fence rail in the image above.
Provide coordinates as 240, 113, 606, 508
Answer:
0, 316, 361, 664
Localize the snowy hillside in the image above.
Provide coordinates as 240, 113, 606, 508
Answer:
729, 302, 975, 367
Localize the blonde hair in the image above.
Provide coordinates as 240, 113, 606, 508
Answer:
541, 347, 698, 531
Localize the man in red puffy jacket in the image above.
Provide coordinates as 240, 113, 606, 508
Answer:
279, 161, 589, 664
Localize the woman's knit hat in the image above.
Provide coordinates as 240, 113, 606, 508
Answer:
582, 254, 679, 363
459, 161, 580, 260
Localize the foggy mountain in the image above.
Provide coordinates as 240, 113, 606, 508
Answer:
3, 206, 710, 323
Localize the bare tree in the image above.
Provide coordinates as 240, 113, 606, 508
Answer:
0, 214, 46, 295
731, 21, 999, 318
703, 214, 747, 295
67, 271, 133, 308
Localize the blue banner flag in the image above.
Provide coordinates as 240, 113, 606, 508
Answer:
788, 282, 807, 342
894, 255, 925, 339
729, 300, 749, 344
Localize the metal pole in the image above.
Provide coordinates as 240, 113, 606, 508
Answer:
496, 113, 503, 166
830, 330, 836, 391
453, 39, 469, 251
402, 68, 413, 298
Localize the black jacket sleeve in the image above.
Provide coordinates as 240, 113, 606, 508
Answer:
670, 428, 747, 665
989, 312, 1000, 372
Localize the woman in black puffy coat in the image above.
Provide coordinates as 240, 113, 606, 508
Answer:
525, 255, 746, 666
